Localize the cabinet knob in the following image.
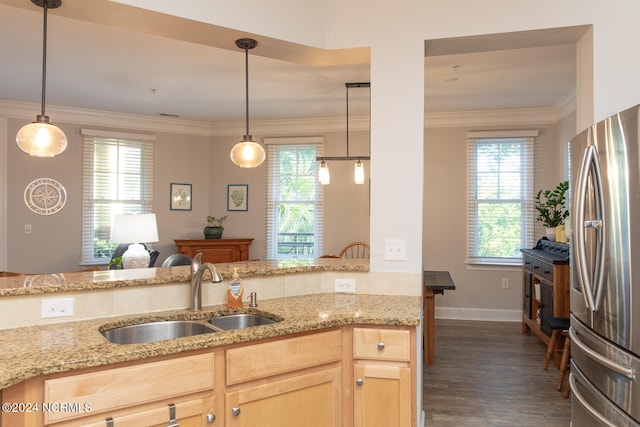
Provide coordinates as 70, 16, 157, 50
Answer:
206, 413, 216, 423
232, 407, 241, 417
356, 377, 364, 386
377, 342, 385, 350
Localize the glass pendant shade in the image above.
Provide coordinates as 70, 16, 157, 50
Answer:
230, 136, 266, 168
17, 0, 66, 157
354, 159, 365, 184
16, 115, 67, 157
319, 160, 330, 185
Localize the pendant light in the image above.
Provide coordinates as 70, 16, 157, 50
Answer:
318, 159, 330, 185
16, 0, 67, 157
354, 159, 365, 184
230, 38, 265, 168
316, 82, 370, 185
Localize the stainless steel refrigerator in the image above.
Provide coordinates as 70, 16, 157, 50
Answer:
569, 104, 640, 426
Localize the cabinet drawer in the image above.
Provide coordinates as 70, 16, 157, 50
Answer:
226, 329, 342, 385
81, 397, 214, 427
539, 261, 553, 282
524, 256, 553, 282
353, 328, 411, 362
44, 353, 214, 424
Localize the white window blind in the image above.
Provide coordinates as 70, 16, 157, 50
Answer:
467, 130, 536, 265
81, 129, 155, 264
265, 137, 324, 259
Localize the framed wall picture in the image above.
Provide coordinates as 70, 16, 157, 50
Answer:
170, 183, 192, 211
227, 184, 248, 211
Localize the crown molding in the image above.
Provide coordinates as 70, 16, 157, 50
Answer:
0, 100, 212, 136
0, 98, 575, 136
425, 106, 558, 128
553, 89, 577, 120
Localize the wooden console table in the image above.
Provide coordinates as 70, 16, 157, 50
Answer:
423, 270, 456, 365
174, 239, 253, 264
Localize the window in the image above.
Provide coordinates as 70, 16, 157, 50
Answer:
81, 129, 154, 265
467, 130, 537, 265
265, 137, 324, 259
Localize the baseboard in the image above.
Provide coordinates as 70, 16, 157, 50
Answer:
435, 306, 521, 322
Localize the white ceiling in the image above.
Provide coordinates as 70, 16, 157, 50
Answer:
0, 1, 587, 124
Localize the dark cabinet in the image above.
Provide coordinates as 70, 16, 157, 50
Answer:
521, 241, 570, 345
539, 280, 554, 336
523, 271, 533, 320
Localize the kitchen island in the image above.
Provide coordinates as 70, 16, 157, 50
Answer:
0, 258, 422, 426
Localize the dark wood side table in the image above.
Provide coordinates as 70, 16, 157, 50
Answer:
174, 239, 254, 264
423, 270, 456, 365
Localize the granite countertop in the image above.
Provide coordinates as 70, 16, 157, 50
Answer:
0, 293, 420, 390
0, 258, 369, 297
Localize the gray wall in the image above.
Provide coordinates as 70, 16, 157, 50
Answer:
3, 106, 574, 320
423, 113, 576, 317
3, 117, 370, 273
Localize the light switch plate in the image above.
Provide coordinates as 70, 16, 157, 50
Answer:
384, 239, 406, 261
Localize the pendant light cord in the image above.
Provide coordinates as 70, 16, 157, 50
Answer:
40, 0, 49, 117
243, 43, 249, 137
346, 84, 350, 157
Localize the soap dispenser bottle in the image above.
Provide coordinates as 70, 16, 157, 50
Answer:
227, 267, 244, 308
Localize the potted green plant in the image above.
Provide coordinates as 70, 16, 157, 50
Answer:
204, 215, 228, 239
534, 181, 569, 241
109, 256, 123, 270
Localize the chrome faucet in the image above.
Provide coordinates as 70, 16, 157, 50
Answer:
190, 253, 223, 311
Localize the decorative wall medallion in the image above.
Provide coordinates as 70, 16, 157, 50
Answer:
24, 177, 67, 215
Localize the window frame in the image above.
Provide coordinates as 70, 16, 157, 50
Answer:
466, 130, 537, 266
265, 136, 324, 260
81, 129, 155, 265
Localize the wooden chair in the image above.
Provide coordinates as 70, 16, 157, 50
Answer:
338, 242, 370, 259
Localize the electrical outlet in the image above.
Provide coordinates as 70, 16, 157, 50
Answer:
335, 278, 356, 293
24, 224, 32, 235
501, 278, 510, 289
41, 297, 74, 318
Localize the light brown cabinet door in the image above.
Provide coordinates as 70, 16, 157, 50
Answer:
225, 368, 342, 427
354, 364, 412, 427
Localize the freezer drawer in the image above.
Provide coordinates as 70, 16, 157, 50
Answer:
571, 315, 640, 422
570, 361, 640, 427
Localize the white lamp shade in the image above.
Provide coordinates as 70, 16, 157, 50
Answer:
230, 139, 266, 168
111, 214, 159, 244
354, 160, 365, 184
16, 119, 67, 157
319, 161, 330, 185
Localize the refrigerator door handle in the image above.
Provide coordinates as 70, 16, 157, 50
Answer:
570, 327, 636, 379
569, 373, 618, 427
574, 145, 607, 313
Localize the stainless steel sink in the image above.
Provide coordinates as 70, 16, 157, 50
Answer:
102, 320, 218, 344
102, 314, 280, 344
207, 313, 278, 330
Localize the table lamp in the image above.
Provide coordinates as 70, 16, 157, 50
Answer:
111, 214, 159, 269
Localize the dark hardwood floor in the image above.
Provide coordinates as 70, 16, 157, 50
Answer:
423, 319, 571, 426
